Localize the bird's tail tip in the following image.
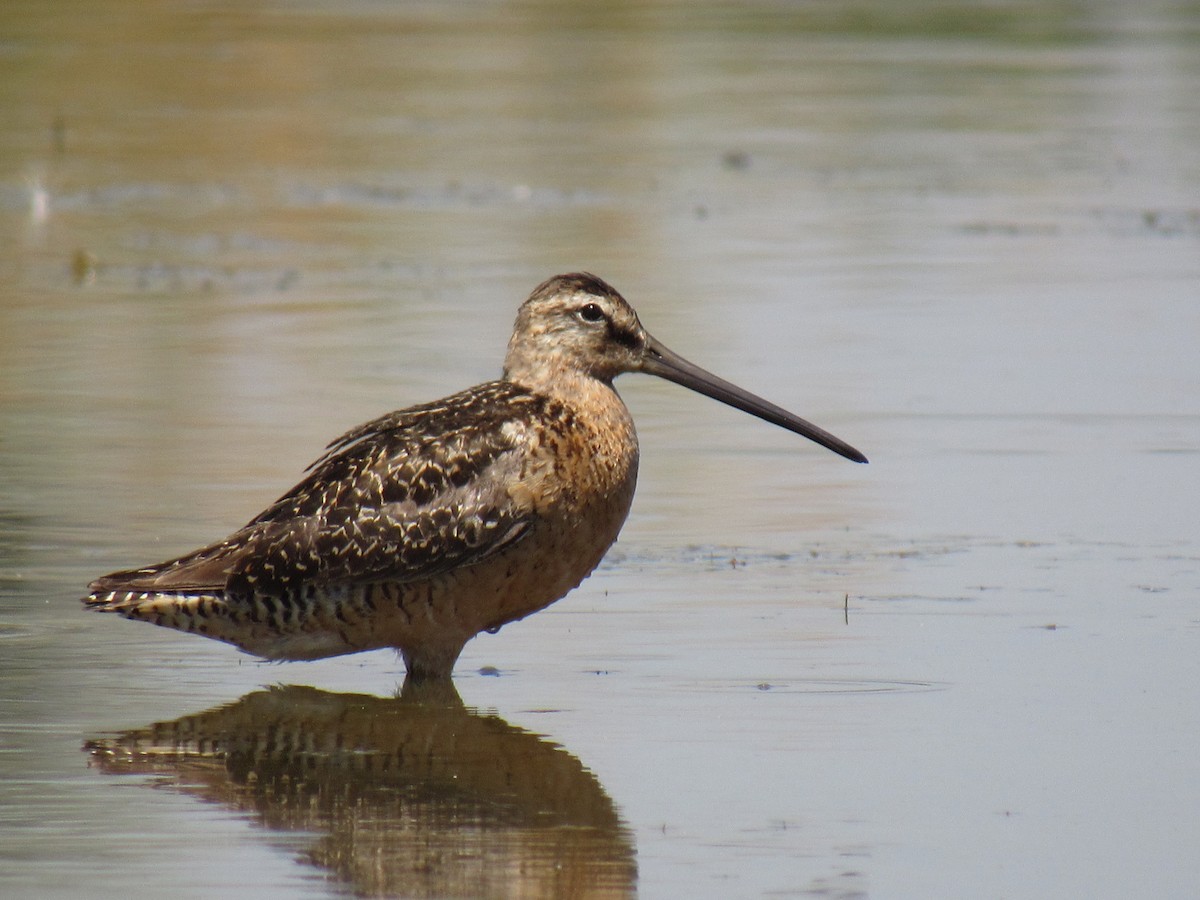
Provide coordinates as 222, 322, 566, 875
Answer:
83, 587, 131, 611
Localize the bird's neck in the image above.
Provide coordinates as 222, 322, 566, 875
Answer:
505, 362, 635, 442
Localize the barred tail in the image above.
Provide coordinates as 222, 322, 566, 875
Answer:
83, 584, 370, 662
84, 587, 237, 640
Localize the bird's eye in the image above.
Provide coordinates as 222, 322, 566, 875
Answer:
577, 303, 606, 324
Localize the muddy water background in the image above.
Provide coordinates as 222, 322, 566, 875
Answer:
3, 1, 1199, 897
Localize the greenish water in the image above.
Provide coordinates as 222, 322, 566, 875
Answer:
3, 2, 1199, 897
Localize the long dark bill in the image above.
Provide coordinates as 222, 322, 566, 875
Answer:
640, 335, 868, 464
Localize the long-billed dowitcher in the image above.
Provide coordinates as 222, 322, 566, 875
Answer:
85, 273, 866, 679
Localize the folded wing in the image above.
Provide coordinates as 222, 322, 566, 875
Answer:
87, 382, 548, 602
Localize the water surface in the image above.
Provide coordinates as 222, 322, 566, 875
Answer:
2, 1, 1199, 897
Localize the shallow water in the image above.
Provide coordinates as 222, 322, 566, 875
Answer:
3, 1, 1199, 897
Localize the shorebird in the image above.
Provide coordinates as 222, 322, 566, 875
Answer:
85, 273, 866, 679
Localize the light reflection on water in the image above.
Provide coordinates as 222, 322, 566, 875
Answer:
3, 0, 1200, 898
85, 684, 636, 899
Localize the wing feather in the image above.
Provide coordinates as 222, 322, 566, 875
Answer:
89, 381, 550, 600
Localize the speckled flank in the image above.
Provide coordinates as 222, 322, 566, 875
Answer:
84, 272, 864, 679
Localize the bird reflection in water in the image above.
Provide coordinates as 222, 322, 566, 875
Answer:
84, 682, 636, 898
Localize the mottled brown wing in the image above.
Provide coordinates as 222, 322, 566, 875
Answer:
91, 382, 550, 599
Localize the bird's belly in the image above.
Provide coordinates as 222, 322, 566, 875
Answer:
434, 484, 632, 631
